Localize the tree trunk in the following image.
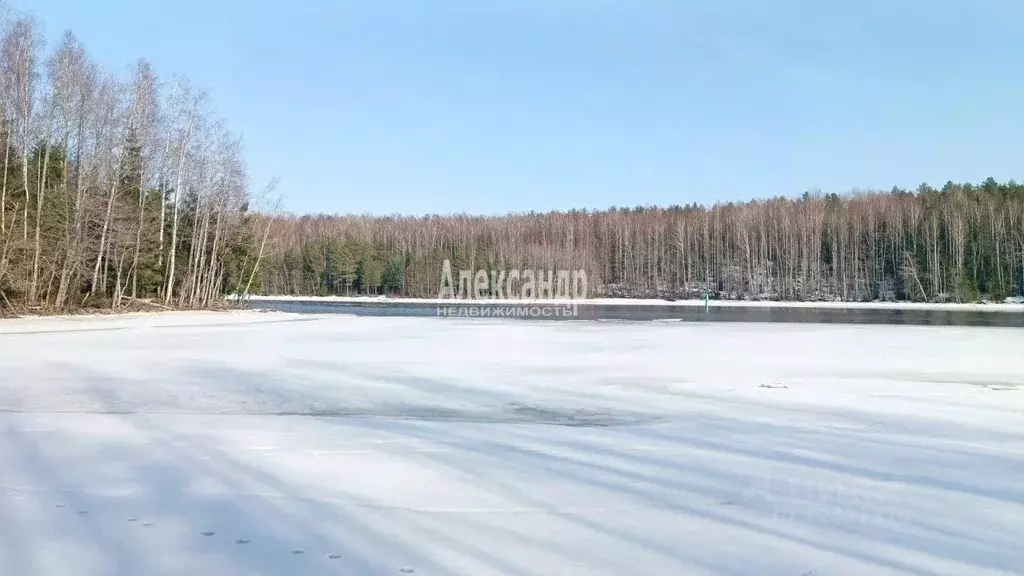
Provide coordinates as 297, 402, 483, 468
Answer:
90, 180, 119, 295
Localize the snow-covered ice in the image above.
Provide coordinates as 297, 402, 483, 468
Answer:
1, 311, 1022, 576
239, 293, 1024, 312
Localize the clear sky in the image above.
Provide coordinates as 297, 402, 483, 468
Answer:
12, 0, 1024, 216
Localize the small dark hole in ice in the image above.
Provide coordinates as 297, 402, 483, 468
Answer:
201, 531, 215, 536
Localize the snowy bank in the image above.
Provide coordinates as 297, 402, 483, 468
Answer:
235, 293, 1024, 312
0, 309, 307, 334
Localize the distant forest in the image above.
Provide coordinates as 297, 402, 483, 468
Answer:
2, 9, 1023, 312
262, 179, 1024, 303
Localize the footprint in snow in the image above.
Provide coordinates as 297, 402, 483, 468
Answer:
126, 518, 138, 522
291, 550, 304, 555
142, 523, 154, 528
201, 531, 215, 537
327, 554, 341, 560
235, 539, 250, 545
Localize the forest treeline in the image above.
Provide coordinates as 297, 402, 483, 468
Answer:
262, 179, 1024, 303
0, 7, 271, 313
3, 8, 1023, 312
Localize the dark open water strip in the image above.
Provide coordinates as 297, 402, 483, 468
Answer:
246, 299, 1024, 327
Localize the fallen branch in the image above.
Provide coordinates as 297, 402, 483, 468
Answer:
130, 298, 175, 311
0, 288, 15, 315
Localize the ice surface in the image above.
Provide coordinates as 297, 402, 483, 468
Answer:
1, 311, 1022, 575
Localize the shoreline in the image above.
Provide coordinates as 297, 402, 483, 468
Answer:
6, 295, 1022, 322
238, 294, 1024, 312
0, 309, 300, 332
0, 300, 242, 322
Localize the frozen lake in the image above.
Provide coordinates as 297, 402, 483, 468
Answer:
247, 298, 1024, 327
1, 311, 1022, 576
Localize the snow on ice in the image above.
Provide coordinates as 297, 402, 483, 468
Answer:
0, 311, 1022, 575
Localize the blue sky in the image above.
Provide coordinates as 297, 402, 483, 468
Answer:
14, 0, 1024, 216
